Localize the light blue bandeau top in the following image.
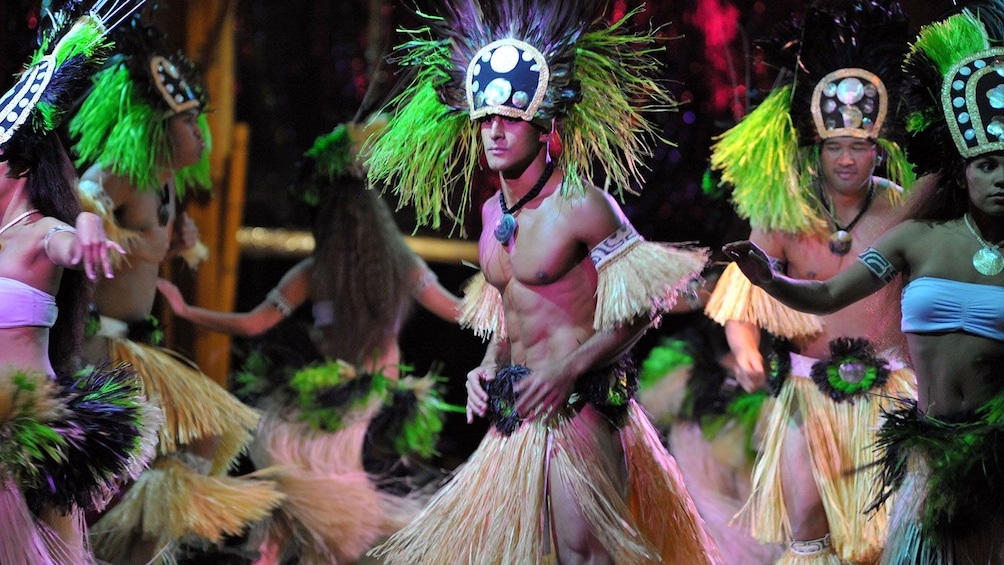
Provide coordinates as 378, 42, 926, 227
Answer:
0, 277, 57, 329
901, 277, 1004, 341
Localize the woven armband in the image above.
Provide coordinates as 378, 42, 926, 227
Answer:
266, 288, 294, 317
857, 247, 898, 284
591, 225, 709, 330
43, 225, 77, 259
589, 225, 641, 269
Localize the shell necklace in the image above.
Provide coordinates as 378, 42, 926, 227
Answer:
963, 213, 1004, 276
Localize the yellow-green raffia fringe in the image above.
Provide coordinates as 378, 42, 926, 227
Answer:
458, 272, 507, 341
70, 68, 212, 198
710, 85, 823, 234
594, 241, 708, 330
558, 9, 676, 199
704, 262, 824, 340
365, 63, 476, 231
107, 338, 260, 475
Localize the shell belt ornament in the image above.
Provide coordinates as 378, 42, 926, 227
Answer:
810, 337, 890, 403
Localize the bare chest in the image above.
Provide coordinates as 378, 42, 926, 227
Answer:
480, 204, 589, 289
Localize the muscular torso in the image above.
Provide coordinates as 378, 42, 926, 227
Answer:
479, 182, 621, 370
760, 182, 906, 358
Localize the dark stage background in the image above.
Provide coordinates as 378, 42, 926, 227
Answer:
1, 0, 957, 465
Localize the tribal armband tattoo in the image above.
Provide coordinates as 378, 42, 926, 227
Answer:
857, 247, 898, 284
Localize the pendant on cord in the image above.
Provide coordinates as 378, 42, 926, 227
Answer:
494, 213, 517, 244
828, 230, 853, 255
494, 161, 555, 245
822, 181, 875, 256
973, 247, 1004, 276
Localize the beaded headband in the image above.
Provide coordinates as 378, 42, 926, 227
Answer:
941, 48, 1004, 158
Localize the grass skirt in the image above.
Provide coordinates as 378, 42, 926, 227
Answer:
247, 408, 422, 564
106, 336, 261, 474
89, 455, 284, 563
874, 398, 1004, 564
737, 360, 916, 563
1, 366, 159, 565
370, 400, 719, 564
90, 337, 280, 563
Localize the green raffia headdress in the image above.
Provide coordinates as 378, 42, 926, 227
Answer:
709, 0, 914, 234
0, 1, 148, 171
901, 1, 1004, 178
364, 0, 676, 230
69, 13, 211, 197
291, 115, 390, 207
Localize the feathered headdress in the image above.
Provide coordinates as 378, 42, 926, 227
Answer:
709, 0, 914, 234
0, 1, 147, 171
69, 12, 211, 197
291, 115, 390, 207
901, 0, 1004, 178
364, 0, 675, 229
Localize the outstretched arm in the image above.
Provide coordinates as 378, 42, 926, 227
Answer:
411, 257, 462, 323
43, 212, 126, 280
157, 257, 313, 336
722, 231, 906, 314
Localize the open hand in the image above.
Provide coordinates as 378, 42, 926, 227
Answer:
74, 212, 125, 280
513, 365, 573, 421
156, 278, 188, 315
722, 241, 775, 286
465, 363, 495, 423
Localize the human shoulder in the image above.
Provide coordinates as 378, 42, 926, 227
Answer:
558, 182, 626, 246
80, 166, 136, 206
749, 226, 787, 259
872, 176, 903, 199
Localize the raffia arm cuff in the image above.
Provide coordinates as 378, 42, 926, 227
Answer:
591, 225, 709, 330
705, 261, 824, 339
459, 272, 506, 341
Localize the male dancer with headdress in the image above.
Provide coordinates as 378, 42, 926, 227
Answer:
67, 14, 282, 565
363, 1, 718, 563
704, 1, 917, 563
